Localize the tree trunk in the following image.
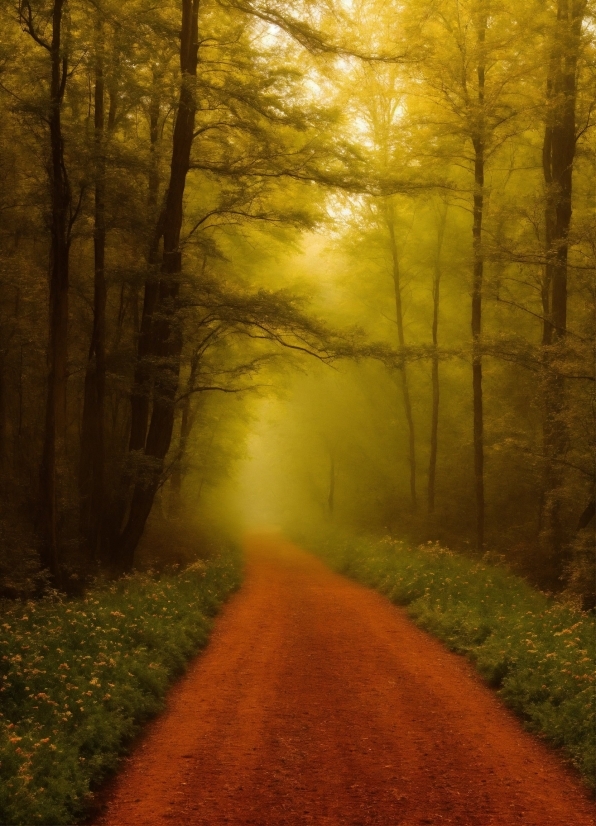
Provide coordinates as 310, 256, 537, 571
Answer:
80, 16, 107, 561
168, 423, 186, 515
540, 0, 586, 582
109, 70, 164, 543
115, 0, 200, 571
30, 0, 71, 581
428, 203, 447, 514
387, 206, 417, 510
471, 8, 487, 553
577, 500, 595, 531
169, 350, 200, 516
128, 80, 163, 454
471, 141, 484, 552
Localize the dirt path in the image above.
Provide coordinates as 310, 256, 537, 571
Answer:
95, 535, 595, 826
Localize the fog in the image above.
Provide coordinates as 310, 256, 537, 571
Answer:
1, 3, 594, 820
0, 0, 592, 606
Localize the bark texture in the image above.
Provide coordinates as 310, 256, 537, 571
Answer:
20, 0, 73, 580
115, 0, 200, 571
540, 0, 586, 583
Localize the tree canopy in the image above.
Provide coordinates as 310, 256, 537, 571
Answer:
0, 0, 593, 604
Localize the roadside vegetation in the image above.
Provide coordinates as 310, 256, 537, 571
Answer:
306, 531, 595, 789
0, 544, 242, 826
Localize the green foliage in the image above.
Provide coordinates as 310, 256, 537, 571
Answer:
307, 531, 595, 788
0, 545, 242, 825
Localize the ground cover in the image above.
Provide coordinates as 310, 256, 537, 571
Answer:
0, 544, 242, 825
305, 531, 595, 788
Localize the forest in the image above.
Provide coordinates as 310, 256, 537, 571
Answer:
0, 0, 594, 604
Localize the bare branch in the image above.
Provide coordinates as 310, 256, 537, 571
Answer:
18, 1, 51, 51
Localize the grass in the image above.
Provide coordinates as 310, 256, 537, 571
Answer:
306, 531, 595, 789
0, 543, 242, 825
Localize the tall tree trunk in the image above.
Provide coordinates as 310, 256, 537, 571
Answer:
169, 349, 200, 516
387, 205, 417, 510
115, 0, 200, 570
21, 0, 72, 580
428, 203, 447, 515
109, 70, 164, 544
168, 410, 188, 516
471, 7, 487, 553
80, 16, 107, 561
540, 0, 586, 583
128, 75, 164, 454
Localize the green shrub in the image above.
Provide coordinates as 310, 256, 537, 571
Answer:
0, 546, 242, 825
308, 532, 595, 788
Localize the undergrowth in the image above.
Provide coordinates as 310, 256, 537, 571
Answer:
0, 544, 242, 825
307, 531, 595, 789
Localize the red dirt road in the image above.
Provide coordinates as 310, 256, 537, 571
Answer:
95, 535, 595, 826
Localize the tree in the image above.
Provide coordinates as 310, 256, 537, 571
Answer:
385, 199, 418, 509
79, 5, 110, 560
428, 200, 448, 514
409, 0, 524, 550
18, 0, 79, 580
540, 0, 588, 582
0, 0, 593, 608
113, 0, 201, 570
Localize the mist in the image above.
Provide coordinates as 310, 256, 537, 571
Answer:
1, 1, 595, 821
0, 0, 593, 601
